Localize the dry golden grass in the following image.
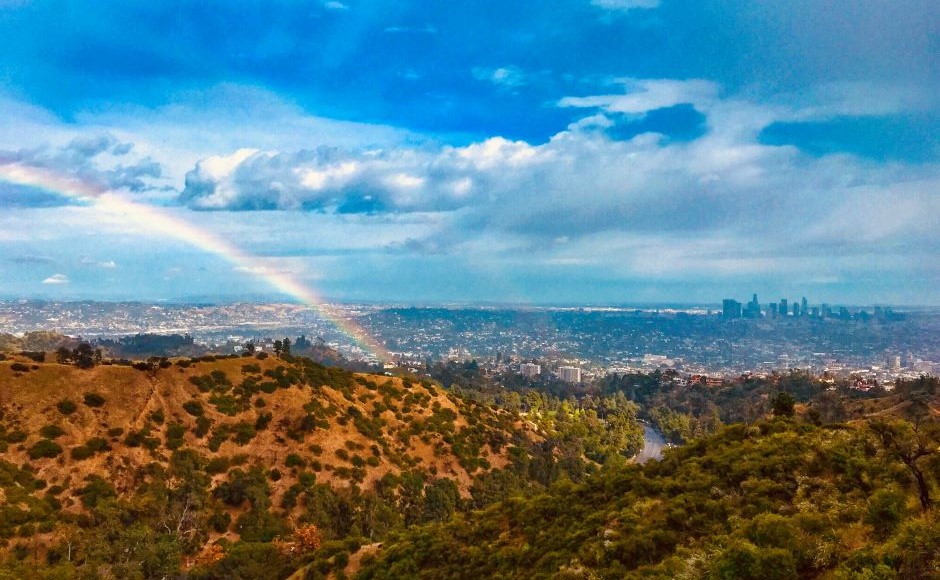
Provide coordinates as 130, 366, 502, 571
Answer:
0, 354, 532, 517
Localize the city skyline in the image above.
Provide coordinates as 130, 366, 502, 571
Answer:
1, 2, 938, 305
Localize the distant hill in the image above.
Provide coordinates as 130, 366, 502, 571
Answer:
0, 331, 79, 353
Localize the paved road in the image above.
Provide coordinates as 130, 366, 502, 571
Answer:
634, 424, 667, 464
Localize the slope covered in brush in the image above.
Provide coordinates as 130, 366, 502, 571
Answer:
0, 351, 647, 578
357, 417, 940, 580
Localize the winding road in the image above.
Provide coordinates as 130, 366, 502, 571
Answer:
634, 423, 667, 464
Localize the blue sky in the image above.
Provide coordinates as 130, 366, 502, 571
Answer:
0, 0, 938, 305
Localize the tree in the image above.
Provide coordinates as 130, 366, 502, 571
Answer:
72, 341, 96, 369
770, 392, 795, 418
870, 419, 939, 511
55, 347, 71, 364
281, 337, 291, 358
244, 340, 256, 354
273, 340, 283, 358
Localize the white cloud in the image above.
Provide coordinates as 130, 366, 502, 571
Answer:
324, 1, 348, 10
383, 24, 437, 34
171, 80, 940, 289
3, 77, 938, 303
472, 66, 528, 88
80, 257, 118, 268
41, 273, 69, 284
591, 0, 660, 11
558, 78, 718, 115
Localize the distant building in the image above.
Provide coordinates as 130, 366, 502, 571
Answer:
779, 299, 788, 317
801, 297, 808, 316
722, 299, 742, 319
557, 366, 582, 383
520, 362, 541, 378
744, 294, 761, 318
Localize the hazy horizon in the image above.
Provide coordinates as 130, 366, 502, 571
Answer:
2, 294, 934, 311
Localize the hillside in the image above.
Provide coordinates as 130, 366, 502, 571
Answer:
2, 351, 936, 579
0, 331, 79, 354
0, 352, 544, 578
357, 418, 940, 580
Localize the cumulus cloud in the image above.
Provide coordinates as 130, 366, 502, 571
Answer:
0, 133, 163, 206
180, 137, 548, 213
41, 273, 69, 284
171, 77, 940, 296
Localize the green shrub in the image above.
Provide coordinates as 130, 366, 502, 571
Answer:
82, 392, 106, 408
206, 457, 231, 475
70, 445, 94, 460
166, 423, 187, 450
195, 416, 212, 438
5, 429, 27, 443
39, 424, 65, 439
56, 400, 77, 415
78, 476, 116, 508
183, 400, 204, 416
209, 510, 231, 533
255, 412, 273, 430
27, 439, 63, 459
232, 422, 256, 445
86, 437, 110, 452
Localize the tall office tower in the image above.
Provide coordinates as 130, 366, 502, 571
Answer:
801, 297, 808, 316
793, 303, 800, 317
780, 299, 788, 317
745, 293, 761, 317
770, 303, 778, 317
722, 299, 742, 319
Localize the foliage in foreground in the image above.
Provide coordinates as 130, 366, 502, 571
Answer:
358, 418, 940, 580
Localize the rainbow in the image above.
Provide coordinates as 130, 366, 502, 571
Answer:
0, 161, 390, 361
